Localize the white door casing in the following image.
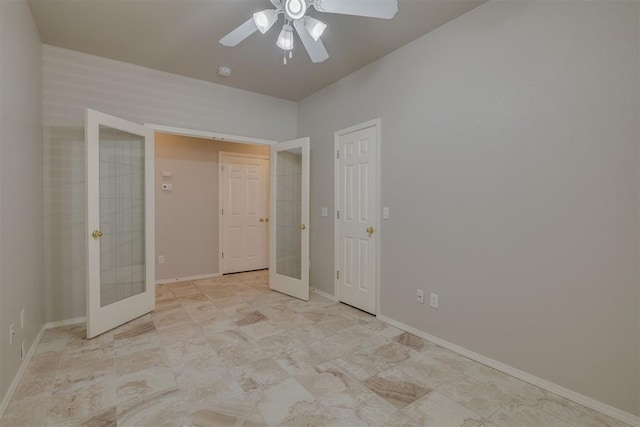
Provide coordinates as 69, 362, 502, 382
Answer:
335, 120, 380, 314
220, 153, 270, 274
85, 109, 155, 339
270, 138, 310, 301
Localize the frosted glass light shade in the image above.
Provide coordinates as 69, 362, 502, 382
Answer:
277, 24, 294, 51
305, 16, 326, 41
253, 9, 278, 34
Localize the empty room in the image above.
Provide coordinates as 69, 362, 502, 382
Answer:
0, 0, 638, 426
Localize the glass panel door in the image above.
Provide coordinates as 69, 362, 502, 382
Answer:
86, 109, 155, 338
270, 138, 309, 301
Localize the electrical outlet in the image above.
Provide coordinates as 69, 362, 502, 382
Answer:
9, 323, 15, 345
416, 289, 424, 304
20, 309, 24, 329
430, 293, 439, 309
158, 255, 165, 264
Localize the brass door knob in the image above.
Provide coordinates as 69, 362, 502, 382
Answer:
367, 226, 375, 235
92, 230, 103, 239
265, 218, 269, 222
299, 224, 306, 230
259, 218, 265, 222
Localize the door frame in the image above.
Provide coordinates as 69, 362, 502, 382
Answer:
218, 152, 270, 274
143, 123, 276, 281
334, 118, 382, 315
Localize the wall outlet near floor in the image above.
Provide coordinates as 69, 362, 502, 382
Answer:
430, 293, 439, 309
9, 323, 15, 344
158, 255, 165, 264
21, 309, 25, 329
416, 289, 424, 304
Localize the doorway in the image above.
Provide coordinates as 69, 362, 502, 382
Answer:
334, 119, 381, 315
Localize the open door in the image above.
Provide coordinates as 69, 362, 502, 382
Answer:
269, 138, 310, 301
85, 109, 155, 339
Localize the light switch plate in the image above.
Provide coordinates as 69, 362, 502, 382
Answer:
383, 207, 390, 220
321, 207, 328, 217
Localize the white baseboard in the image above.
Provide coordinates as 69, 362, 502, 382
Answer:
0, 324, 46, 418
311, 287, 337, 301
44, 316, 86, 329
0, 316, 87, 418
155, 273, 221, 285
377, 315, 640, 427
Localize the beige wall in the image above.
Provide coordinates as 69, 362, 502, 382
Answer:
155, 133, 269, 282
0, 0, 44, 402
42, 46, 296, 322
298, 0, 640, 416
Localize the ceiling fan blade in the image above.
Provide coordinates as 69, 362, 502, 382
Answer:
312, 0, 398, 19
219, 18, 259, 47
293, 19, 329, 63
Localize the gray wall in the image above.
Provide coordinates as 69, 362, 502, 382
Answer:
298, 0, 640, 416
0, 0, 44, 401
43, 45, 297, 322
155, 133, 269, 282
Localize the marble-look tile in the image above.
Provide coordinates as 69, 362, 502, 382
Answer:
1, 273, 630, 427
279, 400, 341, 426
230, 357, 290, 392
364, 368, 431, 409
117, 388, 190, 427
436, 363, 546, 418
334, 341, 414, 381
319, 382, 398, 427
393, 332, 437, 353
191, 409, 266, 427
45, 378, 115, 424
253, 377, 316, 426
151, 307, 194, 330
116, 366, 177, 404
403, 391, 484, 427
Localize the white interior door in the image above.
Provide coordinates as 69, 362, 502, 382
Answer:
221, 153, 269, 273
336, 123, 379, 314
86, 109, 155, 339
270, 138, 310, 301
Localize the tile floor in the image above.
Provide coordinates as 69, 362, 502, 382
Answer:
0, 270, 631, 426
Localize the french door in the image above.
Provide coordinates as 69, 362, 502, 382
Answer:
269, 138, 310, 301
85, 109, 155, 339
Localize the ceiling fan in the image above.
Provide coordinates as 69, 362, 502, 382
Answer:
219, 0, 399, 64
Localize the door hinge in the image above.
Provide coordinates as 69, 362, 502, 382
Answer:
221, 208, 224, 215
221, 165, 224, 172
337, 270, 340, 280
221, 252, 224, 259
336, 210, 340, 220
336, 150, 340, 159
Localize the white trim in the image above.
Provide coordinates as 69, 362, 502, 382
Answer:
218, 152, 271, 275
144, 124, 277, 146
311, 287, 338, 302
334, 118, 382, 315
0, 325, 46, 417
44, 317, 87, 329
376, 314, 640, 427
155, 273, 221, 285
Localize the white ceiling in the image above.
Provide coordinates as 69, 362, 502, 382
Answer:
28, 0, 486, 101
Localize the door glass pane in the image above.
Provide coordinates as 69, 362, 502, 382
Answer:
275, 148, 302, 279
99, 125, 145, 307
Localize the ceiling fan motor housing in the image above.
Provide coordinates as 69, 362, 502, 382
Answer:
284, 0, 307, 20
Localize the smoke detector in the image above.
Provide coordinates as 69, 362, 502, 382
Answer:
218, 67, 232, 77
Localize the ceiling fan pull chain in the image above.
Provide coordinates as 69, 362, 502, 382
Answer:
283, 52, 287, 65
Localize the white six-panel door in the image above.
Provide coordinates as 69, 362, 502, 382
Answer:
221, 154, 270, 274
336, 122, 379, 314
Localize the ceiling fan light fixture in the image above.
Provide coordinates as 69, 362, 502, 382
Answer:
304, 16, 326, 41
277, 24, 294, 51
253, 9, 278, 34
284, 0, 307, 20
